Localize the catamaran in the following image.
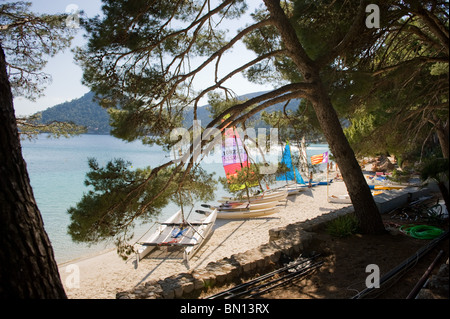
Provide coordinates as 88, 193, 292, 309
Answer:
135, 208, 217, 268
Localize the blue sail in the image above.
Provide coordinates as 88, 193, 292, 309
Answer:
276, 142, 305, 184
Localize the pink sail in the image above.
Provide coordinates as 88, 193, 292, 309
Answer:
222, 127, 249, 181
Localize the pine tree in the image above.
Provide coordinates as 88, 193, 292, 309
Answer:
74, 0, 389, 234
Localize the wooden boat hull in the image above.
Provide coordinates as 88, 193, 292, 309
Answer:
215, 200, 279, 211
216, 207, 280, 219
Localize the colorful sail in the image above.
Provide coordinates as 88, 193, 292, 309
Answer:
222, 127, 254, 191
311, 152, 329, 165
276, 142, 305, 184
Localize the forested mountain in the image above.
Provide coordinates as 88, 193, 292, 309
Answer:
38, 91, 301, 134
39, 91, 111, 134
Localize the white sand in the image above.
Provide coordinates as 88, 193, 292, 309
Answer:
58, 180, 350, 299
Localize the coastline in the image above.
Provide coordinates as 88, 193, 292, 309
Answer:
58, 180, 351, 299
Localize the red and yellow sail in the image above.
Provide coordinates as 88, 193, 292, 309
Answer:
221, 127, 257, 191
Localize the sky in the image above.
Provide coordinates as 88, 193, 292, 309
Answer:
13, 0, 102, 116
12, 0, 275, 116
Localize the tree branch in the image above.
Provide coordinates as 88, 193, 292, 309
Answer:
192, 49, 286, 108
206, 82, 314, 131
315, 0, 370, 67
262, 0, 315, 80
372, 56, 448, 76
413, 3, 449, 54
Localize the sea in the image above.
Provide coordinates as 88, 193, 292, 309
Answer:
20, 134, 329, 264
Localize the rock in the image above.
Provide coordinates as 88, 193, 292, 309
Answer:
116, 292, 131, 299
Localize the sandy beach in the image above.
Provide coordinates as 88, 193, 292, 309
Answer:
58, 180, 350, 299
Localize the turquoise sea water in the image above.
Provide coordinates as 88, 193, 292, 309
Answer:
21, 134, 329, 263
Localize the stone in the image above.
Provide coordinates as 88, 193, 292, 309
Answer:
174, 285, 183, 298
193, 278, 204, 290
162, 289, 174, 299
215, 271, 228, 284
181, 281, 195, 294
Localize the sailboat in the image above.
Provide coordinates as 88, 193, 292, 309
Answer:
273, 141, 308, 195
201, 127, 284, 219
135, 146, 218, 268
221, 126, 257, 192
135, 208, 218, 268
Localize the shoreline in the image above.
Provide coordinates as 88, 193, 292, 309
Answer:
58, 181, 351, 299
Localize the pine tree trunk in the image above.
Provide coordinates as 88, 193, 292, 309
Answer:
263, 0, 385, 234
0, 45, 67, 298
309, 81, 385, 234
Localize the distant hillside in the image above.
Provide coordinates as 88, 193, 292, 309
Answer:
182, 91, 300, 128
38, 91, 301, 134
40, 92, 111, 134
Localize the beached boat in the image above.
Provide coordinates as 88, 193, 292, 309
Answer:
199, 206, 280, 219
318, 179, 333, 186
219, 127, 288, 217
221, 126, 258, 192
369, 185, 407, 190
327, 194, 352, 204
273, 141, 310, 195
218, 190, 288, 204
135, 208, 217, 267
202, 199, 280, 211
328, 191, 383, 204
267, 182, 307, 196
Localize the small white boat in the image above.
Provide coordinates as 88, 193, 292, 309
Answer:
219, 190, 288, 204
267, 183, 307, 196
328, 191, 383, 204
135, 209, 217, 268
215, 206, 280, 219
202, 200, 280, 211
328, 194, 352, 204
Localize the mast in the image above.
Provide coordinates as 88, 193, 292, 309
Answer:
233, 128, 251, 201
286, 140, 299, 185
300, 136, 309, 178
173, 145, 186, 223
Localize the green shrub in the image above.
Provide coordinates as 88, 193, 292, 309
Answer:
326, 214, 359, 238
